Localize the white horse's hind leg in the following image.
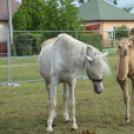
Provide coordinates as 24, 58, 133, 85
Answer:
67, 78, 78, 130
45, 81, 56, 119
46, 80, 58, 133
63, 83, 71, 122
45, 81, 51, 100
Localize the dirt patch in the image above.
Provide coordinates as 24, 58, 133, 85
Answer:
77, 130, 96, 134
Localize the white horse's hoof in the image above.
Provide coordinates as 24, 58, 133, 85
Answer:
125, 117, 130, 123
72, 124, 78, 131
64, 116, 71, 122
64, 114, 70, 122
65, 119, 71, 123
46, 127, 53, 133
126, 120, 130, 123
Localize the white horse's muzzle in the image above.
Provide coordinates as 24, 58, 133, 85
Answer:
92, 81, 104, 94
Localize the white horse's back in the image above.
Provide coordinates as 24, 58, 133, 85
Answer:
38, 34, 87, 82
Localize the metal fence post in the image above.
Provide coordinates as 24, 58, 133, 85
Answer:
75, 30, 78, 40
7, 30, 12, 84
0, 30, 20, 87
113, 27, 117, 49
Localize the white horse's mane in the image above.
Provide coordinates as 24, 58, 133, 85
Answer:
53, 33, 110, 75
53, 33, 87, 57
54, 33, 102, 56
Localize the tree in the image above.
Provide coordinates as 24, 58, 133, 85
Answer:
13, 7, 29, 30
13, 0, 81, 31
22, 0, 44, 30
115, 25, 129, 40
59, 0, 80, 30
122, 6, 133, 13
78, 0, 90, 4
107, 0, 117, 5
41, 0, 81, 30
41, 0, 60, 30
13, 0, 44, 30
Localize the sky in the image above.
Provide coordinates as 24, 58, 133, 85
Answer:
73, 0, 134, 14
16, 0, 134, 14
111, 0, 134, 14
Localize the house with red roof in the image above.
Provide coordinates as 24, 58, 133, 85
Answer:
0, 0, 20, 57
0, 0, 20, 41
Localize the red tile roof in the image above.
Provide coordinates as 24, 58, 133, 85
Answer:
0, 0, 20, 21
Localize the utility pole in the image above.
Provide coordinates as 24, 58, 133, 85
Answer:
7, 0, 13, 45
1, 0, 20, 87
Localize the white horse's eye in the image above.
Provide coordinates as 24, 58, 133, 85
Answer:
94, 53, 97, 56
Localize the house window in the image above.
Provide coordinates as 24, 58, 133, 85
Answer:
108, 27, 132, 40
127, 27, 132, 33
107, 27, 114, 40
127, 27, 132, 30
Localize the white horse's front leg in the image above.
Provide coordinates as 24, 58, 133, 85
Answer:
68, 78, 78, 130
63, 83, 71, 122
45, 81, 56, 120
46, 80, 58, 133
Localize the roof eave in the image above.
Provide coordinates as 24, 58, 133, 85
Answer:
80, 19, 134, 22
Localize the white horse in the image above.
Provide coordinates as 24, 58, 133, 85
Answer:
38, 33, 110, 133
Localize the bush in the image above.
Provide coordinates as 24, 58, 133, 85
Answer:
79, 33, 102, 51
11, 43, 17, 56
29, 34, 44, 54
115, 25, 129, 40
14, 33, 44, 56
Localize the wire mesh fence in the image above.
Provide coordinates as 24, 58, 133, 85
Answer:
0, 29, 133, 134
0, 29, 128, 85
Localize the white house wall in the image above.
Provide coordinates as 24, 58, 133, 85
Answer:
0, 21, 8, 41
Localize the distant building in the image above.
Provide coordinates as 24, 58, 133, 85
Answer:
78, 0, 134, 47
0, 0, 20, 41
0, 0, 20, 57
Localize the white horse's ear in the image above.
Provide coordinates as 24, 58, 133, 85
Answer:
86, 46, 93, 56
87, 56, 93, 62
100, 52, 108, 59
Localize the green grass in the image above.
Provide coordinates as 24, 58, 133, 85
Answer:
0, 53, 134, 134
0, 58, 42, 83
102, 48, 117, 53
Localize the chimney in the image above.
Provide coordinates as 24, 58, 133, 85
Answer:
83, 0, 87, 4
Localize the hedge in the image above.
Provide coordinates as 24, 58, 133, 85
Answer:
11, 43, 17, 56
13, 33, 102, 56
14, 33, 44, 56
79, 33, 102, 51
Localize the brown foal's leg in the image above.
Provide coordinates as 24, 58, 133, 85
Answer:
116, 76, 130, 122
131, 78, 134, 120
132, 79, 134, 105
